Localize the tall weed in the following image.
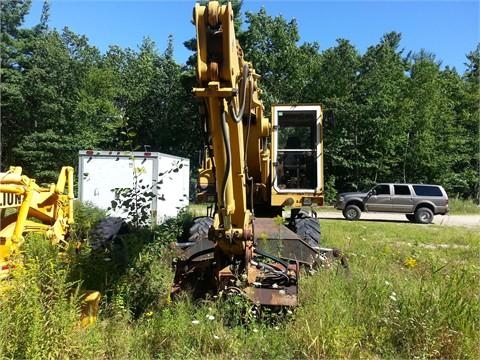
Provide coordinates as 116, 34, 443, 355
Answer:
1, 209, 478, 359
0, 235, 103, 359
448, 198, 480, 214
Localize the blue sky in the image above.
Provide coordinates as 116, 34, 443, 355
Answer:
24, 0, 479, 73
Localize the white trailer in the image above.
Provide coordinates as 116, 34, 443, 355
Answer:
78, 150, 190, 224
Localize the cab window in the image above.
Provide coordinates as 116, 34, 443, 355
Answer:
373, 185, 390, 195
413, 185, 443, 197
394, 185, 411, 195
275, 110, 317, 190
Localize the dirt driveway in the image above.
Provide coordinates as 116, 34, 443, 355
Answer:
316, 211, 480, 228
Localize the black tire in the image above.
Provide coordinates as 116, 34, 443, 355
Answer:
187, 216, 213, 243
293, 211, 321, 248
405, 214, 416, 222
89, 216, 128, 250
343, 204, 361, 220
414, 207, 434, 224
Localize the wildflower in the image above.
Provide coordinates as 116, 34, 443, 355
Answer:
213, 335, 220, 340
145, 311, 153, 317
206, 315, 215, 321
192, 320, 200, 325
404, 257, 417, 268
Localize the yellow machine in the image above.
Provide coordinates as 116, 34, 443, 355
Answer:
0, 166, 99, 325
0, 166, 74, 278
173, 1, 343, 306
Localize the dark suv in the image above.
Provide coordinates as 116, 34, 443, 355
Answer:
335, 183, 448, 224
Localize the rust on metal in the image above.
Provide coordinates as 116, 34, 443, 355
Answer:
244, 285, 298, 306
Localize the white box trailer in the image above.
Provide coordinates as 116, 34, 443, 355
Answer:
78, 150, 190, 224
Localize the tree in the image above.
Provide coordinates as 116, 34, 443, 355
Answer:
436, 66, 477, 198
352, 32, 408, 187
309, 39, 361, 192
459, 44, 480, 200
0, 0, 32, 169
12, 26, 119, 181
108, 37, 201, 159
242, 8, 321, 112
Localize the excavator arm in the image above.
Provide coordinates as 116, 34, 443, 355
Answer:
193, 1, 269, 254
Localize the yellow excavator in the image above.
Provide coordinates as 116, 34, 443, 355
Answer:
0, 166, 99, 325
173, 1, 344, 306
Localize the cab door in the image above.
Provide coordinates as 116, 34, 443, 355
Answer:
270, 105, 324, 207
365, 184, 392, 212
391, 184, 413, 212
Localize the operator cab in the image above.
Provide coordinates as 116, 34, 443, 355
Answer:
272, 105, 323, 193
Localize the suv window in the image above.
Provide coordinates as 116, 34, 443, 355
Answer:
373, 184, 390, 195
394, 185, 411, 195
413, 185, 442, 197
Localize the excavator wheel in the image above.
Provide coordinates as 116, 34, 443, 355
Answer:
186, 216, 213, 243
88, 217, 128, 251
173, 216, 215, 300
291, 210, 321, 249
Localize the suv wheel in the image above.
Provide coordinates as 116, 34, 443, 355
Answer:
414, 207, 434, 224
405, 214, 416, 222
343, 204, 361, 220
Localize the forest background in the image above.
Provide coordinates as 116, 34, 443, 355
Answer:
1, 0, 479, 202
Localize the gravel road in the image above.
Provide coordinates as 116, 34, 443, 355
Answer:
315, 211, 480, 228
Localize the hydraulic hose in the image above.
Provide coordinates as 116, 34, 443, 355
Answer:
254, 247, 290, 270
220, 108, 231, 211
229, 64, 250, 123
250, 259, 291, 286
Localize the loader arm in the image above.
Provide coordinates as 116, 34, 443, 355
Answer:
0, 166, 75, 278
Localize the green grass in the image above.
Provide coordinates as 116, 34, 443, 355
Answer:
188, 203, 209, 216
0, 211, 478, 359
448, 198, 480, 214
